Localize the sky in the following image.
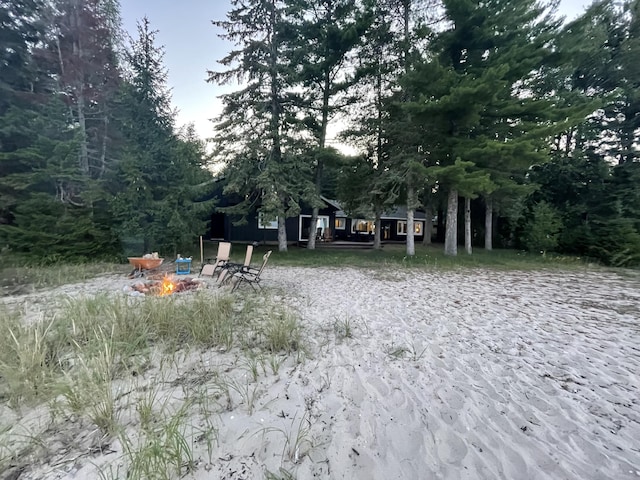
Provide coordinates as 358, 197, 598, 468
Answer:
119, 0, 595, 147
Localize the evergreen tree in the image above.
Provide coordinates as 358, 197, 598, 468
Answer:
522, 201, 562, 255
295, 0, 367, 249
361, 0, 434, 256
402, 0, 590, 255
568, 0, 640, 165
521, 1, 640, 266
209, 0, 314, 252
342, 0, 400, 249
0, 0, 48, 227
47, 0, 123, 185
112, 18, 213, 255
1, 0, 121, 260
388, 0, 433, 257
530, 148, 640, 266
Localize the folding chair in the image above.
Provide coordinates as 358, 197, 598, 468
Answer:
231, 250, 272, 292
199, 241, 231, 277
217, 244, 254, 287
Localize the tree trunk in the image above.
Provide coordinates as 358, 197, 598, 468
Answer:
69, 0, 89, 176
444, 189, 458, 256
437, 208, 445, 243
307, 63, 332, 250
422, 204, 433, 245
407, 207, 415, 256
485, 196, 493, 251
307, 206, 319, 249
77, 88, 89, 175
373, 211, 382, 250
269, 7, 287, 253
99, 115, 109, 179
465, 196, 472, 255
277, 216, 288, 252
406, 185, 416, 256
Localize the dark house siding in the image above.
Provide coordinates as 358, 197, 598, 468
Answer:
298, 205, 339, 241
336, 216, 426, 242
207, 181, 434, 245
221, 214, 298, 245
383, 218, 426, 242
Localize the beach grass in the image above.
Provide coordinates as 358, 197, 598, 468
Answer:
0, 289, 304, 477
0, 262, 128, 293
0, 242, 627, 479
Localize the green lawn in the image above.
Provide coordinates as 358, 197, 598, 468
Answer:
200, 241, 589, 271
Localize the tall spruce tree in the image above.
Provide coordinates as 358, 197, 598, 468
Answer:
209, 0, 313, 252
0, 0, 48, 227
112, 18, 212, 255
0, 0, 122, 260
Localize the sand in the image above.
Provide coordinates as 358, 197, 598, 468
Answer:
2, 265, 640, 479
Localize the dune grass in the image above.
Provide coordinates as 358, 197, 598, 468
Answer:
0, 262, 128, 293
0, 289, 305, 478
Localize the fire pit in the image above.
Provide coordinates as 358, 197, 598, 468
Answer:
125, 275, 206, 297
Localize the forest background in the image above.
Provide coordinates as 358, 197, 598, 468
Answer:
1, 0, 639, 267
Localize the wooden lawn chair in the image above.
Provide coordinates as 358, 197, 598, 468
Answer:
231, 250, 272, 292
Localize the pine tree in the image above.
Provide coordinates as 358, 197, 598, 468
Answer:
342, 0, 400, 249
402, 0, 592, 255
568, 0, 640, 165
520, 1, 640, 265
209, 0, 314, 252
381, 0, 435, 256
295, 0, 367, 249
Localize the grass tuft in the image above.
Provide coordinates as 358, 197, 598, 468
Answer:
119, 400, 195, 479
262, 309, 303, 354
0, 311, 61, 407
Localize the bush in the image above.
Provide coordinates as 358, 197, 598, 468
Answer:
587, 217, 640, 267
521, 201, 562, 255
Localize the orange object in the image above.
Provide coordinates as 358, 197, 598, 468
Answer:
127, 257, 164, 270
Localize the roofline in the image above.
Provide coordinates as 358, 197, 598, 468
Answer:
320, 195, 342, 210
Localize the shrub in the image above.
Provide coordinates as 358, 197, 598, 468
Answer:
521, 201, 562, 255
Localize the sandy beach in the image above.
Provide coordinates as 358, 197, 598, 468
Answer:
2, 265, 640, 479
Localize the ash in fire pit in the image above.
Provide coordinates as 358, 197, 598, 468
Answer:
124, 275, 206, 297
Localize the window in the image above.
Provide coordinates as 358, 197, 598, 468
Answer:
351, 219, 374, 234
397, 221, 424, 235
335, 218, 346, 230
258, 212, 278, 229
299, 215, 330, 240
